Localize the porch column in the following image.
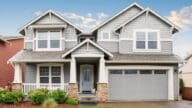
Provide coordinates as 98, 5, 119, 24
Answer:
70, 57, 76, 83
68, 57, 78, 99
12, 63, 22, 91
97, 56, 108, 102
99, 56, 106, 83
13, 63, 22, 83
168, 67, 174, 100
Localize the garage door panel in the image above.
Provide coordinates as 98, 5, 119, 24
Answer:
109, 69, 168, 101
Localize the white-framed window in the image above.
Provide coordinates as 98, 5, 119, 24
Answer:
37, 64, 64, 84
36, 30, 62, 51
101, 31, 111, 40
133, 29, 160, 52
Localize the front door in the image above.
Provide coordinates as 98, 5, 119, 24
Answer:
80, 65, 94, 93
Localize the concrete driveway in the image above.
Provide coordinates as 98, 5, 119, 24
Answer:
80, 101, 192, 108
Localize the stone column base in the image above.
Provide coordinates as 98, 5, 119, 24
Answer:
68, 83, 79, 100
12, 83, 22, 92
97, 83, 108, 102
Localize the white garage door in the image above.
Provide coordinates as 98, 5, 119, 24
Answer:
108, 69, 168, 101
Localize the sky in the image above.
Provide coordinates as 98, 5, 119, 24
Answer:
0, 0, 192, 58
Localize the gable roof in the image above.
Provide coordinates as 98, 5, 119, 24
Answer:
91, 2, 144, 32
0, 36, 8, 43
114, 8, 180, 33
0, 36, 23, 43
19, 9, 83, 35
62, 39, 113, 58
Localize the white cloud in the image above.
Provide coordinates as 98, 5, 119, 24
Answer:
33, 11, 109, 32
167, 5, 192, 28
34, 11, 42, 16
62, 12, 108, 32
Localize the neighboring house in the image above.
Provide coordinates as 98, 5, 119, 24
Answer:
9, 3, 182, 102
0, 36, 24, 87
180, 54, 192, 87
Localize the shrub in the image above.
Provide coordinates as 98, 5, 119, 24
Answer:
42, 98, 58, 108
0, 91, 24, 104
65, 98, 78, 105
0, 88, 8, 102
49, 89, 67, 103
28, 88, 48, 105
180, 78, 185, 89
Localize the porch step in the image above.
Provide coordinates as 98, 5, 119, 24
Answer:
79, 94, 98, 103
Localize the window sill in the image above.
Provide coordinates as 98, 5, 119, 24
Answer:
133, 49, 161, 52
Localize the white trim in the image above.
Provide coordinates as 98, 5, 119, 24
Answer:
97, 40, 119, 42
99, 57, 107, 83
91, 2, 144, 32
35, 30, 62, 51
65, 39, 77, 42
72, 54, 104, 58
36, 63, 64, 84
133, 29, 161, 52
119, 38, 133, 41
70, 57, 76, 83
114, 8, 180, 32
13, 63, 22, 83
106, 65, 174, 100
62, 39, 113, 58
29, 24, 67, 29
19, 10, 83, 34
168, 67, 174, 100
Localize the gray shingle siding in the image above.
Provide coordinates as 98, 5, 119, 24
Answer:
97, 6, 142, 52
119, 12, 173, 54
25, 63, 37, 83
64, 63, 70, 83
97, 41, 119, 53
25, 63, 71, 83
24, 14, 78, 51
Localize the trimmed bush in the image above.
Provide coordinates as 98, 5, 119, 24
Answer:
49, 89, 67, 103
65, 98, 78, 105
180, 78, 185, 89
0, 88, 8, 102
0, 91, 24, 104
28, 88, 48, 105
42, 98, 58, 108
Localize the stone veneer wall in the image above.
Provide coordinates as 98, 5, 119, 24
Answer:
97, 83, 108, 102
68, 83, 79, 100
12, 83, 22, 92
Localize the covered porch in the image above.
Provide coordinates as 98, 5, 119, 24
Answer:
9, 39, 113, 102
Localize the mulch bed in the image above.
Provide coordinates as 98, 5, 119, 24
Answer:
0, 101, 79, 108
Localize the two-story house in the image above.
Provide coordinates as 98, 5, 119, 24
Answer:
9, 3, 182, 102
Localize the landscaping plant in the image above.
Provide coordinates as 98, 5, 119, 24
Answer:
49, 89, 67, 103
0, 91, 24, 104
65, 98, 78, 105
28, 88, 48, 105
42, 98, 58, 108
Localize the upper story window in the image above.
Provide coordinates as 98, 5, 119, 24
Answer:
134, 29, 160, 52
36, 30, 61, 51
101, 31, 110, 40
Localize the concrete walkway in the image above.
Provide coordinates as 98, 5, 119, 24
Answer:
93, 101, 192, 108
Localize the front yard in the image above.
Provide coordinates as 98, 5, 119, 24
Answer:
0, 101, 192, 108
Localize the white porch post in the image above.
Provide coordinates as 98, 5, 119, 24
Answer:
168, 67, 174, 100
13, 63, 22, 83
70, 57, 76, 83
99, 56, 106, 83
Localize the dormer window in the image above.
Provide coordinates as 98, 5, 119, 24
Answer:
133, 29, 160, 52
36, 30, 61, 51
